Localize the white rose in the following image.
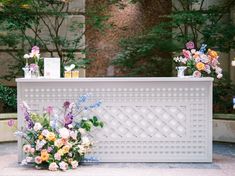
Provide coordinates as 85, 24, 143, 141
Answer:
70, 131, 77, 140
78, 128, 86, 135
59, 128, 70, 139
82, 136, 90, 146
42, 129, 49, 136
217, 73, 223, 79
23, 54, 30, 59
33, 122, 42, 131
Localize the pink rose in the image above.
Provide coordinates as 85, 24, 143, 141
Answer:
35, 156, 42, 164
45, 106, 53, 116
182, 49, 191, 59
59, 161, 68, 171
193, 71, 202, 78
186, 41, 195, 49
23, 144, 31, 153
49, 162, 59, 171
30, 148, 35, 154
54, 153, 61, 161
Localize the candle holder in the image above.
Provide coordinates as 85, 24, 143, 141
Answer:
72, 70, 79, 78
64, 71, 72, 78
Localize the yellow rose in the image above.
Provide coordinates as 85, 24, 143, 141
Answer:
38, 134, 44, 140
40, 149, 49, 161
208, 49, 218, 59
196, 62, 205, 71
62, 145, 70, 154
58, 149, 64, 156
47, 132, 56, 142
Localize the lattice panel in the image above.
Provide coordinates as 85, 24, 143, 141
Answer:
17, 79, 213, 162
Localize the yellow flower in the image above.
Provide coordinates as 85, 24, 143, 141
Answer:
208, 49, 218, 59
38, 134, 44, 140
20, 4, 30, 9
47, 132, 56, 142
58, 149, 64, 156
40, 149, 49, 161
196, 62, 205, 71
62, 145, 70, 154
54, 139, 63, 148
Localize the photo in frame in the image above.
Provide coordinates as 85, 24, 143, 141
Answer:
44, 58, 60, 78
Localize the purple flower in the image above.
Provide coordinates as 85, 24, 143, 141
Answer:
64, 113, 73, 126
47, 147, 53, 153
7, 119, 15, 127
186, 41, 195, 49
29, 64, 39, 72
63, 101, 70, 109
27, 120, 34, 129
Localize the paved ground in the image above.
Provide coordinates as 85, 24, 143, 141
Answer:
0, 142, 234, 176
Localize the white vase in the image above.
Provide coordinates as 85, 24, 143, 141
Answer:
176, 66, 187, 78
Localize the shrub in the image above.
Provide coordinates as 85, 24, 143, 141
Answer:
0, 84, 17, 112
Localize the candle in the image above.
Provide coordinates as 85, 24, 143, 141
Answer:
72, 70, 79, 78
232, 60, 235, 66
64, 71, 72, 78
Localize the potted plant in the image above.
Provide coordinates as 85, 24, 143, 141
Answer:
0, 83, 17, 142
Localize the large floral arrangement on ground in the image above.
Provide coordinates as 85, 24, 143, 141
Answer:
16, 94, 103, 171
173, 41, 223, 78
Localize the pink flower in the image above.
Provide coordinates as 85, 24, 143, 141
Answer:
23, 144, 31, 153
30, 148, 35, 154
45, 106, 53, 116
31, 46, 40, 54
54, 153, 61, 161
35, 156, 42, 164
49, 162, 59, 171
193, 71, 202, 78
59, 161, 68, 171
182, 49, 191, 59
186, 41, 195, 49
47, 147, 53, 153
71, 160, 78, 169
7, 119, 15, 127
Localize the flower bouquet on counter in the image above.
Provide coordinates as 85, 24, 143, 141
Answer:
23, 46, 43, 78
173, 41, 223, 78
14, 94, 103, 171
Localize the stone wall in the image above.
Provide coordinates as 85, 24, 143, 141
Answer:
85, 0, 172, 77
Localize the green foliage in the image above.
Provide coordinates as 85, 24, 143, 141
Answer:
81, 116, 104, 131
213, 73, 235, 113
112, 0, 235, 76
0, 83, 17, 111
0, 0, 115, 80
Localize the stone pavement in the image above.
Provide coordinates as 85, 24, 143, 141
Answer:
0, 142, 234, 176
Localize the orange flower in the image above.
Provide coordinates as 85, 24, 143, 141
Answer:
47, 132, 56, 142
38, 134, 44, 140
41, 149, 49, 161
208, 49, 218, 59
196, 62, 205, 71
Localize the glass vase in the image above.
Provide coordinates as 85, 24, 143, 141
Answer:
22, 65, 31, 78
30, 64, 40, 78
176, 66, 187, 78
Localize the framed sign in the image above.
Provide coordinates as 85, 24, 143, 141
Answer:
44, 58, 60, 78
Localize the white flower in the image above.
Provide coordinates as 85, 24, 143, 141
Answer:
191, 49, 196, 54
68, 124, 73, 129
23, 54, 30, 59
71, 160, 78, 169
36, 139, 46, 150
54, 153, 61, 161
20, 159, 27, 166
77, 145, 85, 155
70, 131, 77, 140
217, 73, 223, 79
42, 129, 49, 137
78, 128, 86, 135
26, 157, 33, 162
215, 67, 222, 74
59, 128, 70, 139
82, 136, 90, 146
33, 122, 42, 131
49, 162, 59, 171
59, 161, 68, 171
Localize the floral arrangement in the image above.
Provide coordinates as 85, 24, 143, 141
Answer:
23, 46, 42, 77
173, 41, 223, 78
13, 94, 103, 171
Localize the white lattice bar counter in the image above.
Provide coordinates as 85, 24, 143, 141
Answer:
16, 77, 213, 162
